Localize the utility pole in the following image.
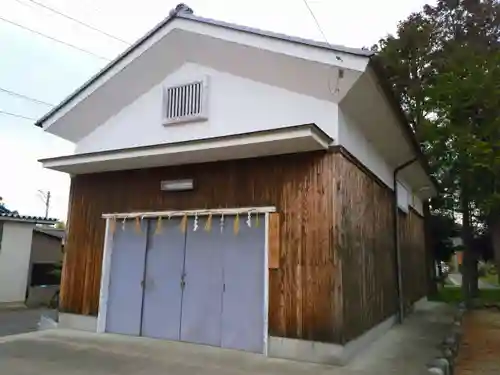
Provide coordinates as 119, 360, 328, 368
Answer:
37, 190, 51, 219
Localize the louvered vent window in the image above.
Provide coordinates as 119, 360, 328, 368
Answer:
163, 79, 208, 125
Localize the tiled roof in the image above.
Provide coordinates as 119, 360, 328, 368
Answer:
0, 212, 59, 223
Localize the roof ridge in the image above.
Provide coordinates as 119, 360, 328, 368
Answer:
175, 11, 373, 57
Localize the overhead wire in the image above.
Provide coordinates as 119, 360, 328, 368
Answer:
0, 109, 38, 121
13, 0, 131, 45
0, 15, 111, 61
301, 0, 344, 95
0, 87, 55, 107
301, 0, 331, 45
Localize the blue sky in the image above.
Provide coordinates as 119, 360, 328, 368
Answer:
0, 0, 431, 220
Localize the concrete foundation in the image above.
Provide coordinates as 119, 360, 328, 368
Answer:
268, 297, 428, 365
269, 314, 396, 365
58, 313, 97, 332
56, 297, 429, 365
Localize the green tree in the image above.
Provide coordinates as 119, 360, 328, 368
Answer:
375, 0, 500, 304
54, 221, 66, 230
372, 12, 436, 137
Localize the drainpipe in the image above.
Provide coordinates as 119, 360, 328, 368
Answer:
393, 157, 418, 323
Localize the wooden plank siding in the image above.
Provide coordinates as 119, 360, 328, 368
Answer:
61, 151, 343, 343
332, 151, 427, 343
332, 153, 397, 343
268, 213, 281, 269
399, 209, 427, 311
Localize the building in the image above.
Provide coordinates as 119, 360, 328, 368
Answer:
36, 4, 437, 365
0, 211, 59, 307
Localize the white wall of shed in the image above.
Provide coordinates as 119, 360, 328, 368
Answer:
76, 63, 338, 154
338, 108, 425, 214
0, 222, 34, 303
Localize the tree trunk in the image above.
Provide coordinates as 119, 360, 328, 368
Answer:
470, 255, 479, 298
489, 215, 500, 284
460, 191, 476, 307
424, 201, 438, 295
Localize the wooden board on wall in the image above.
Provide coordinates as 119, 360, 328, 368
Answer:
333, 151, 427, 343
399, 209, 426, 310
62, 151, 343, 344
333, 152, 397, 343
268, 213, 280, 269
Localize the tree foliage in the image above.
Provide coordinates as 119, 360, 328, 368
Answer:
429, 213, 460, 262
54, 221, 66, 230
374, 0, 500, 302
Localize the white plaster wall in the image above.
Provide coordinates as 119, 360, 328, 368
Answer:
338, 109, 425, 215
76, 63, 338, 154
338, 109, 393, 187
411, 194, 424, 216
0, 222, 34, 303
396, 181, 410, 213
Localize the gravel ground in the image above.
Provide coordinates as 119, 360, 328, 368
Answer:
456, 309, 500, 375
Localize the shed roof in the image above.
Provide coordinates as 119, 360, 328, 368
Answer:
34, 227, 66, 242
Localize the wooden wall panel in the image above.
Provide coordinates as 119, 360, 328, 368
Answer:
333, 152, 397, 343
399, 209, 427, 310
268, 213, 281, 269
333, 151, 427, 343
62, 152, 343, 343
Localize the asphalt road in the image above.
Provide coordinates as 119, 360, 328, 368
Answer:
0, 308, 55, 337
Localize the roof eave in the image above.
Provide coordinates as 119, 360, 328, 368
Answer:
35, 11, 180, 128
368, 57, 439, 194
33, 228, 65, 241
34, 11, 374, 129
0, 217, 59, 224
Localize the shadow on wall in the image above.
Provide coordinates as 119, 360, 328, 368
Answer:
26, 285, 59, 307
26, 263, 61, 308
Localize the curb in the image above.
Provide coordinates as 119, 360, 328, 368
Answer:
426, 302, 466, 375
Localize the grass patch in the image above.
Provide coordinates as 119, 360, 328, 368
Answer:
481, 273, 499, 286
429, 286, 500, 304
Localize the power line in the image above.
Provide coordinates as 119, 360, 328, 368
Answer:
301, 0, 331, 45
0, 87, 55, 107
14, 0, 131, 45
0, 109, 37, 121
301, 0, 343, 95
0, 15, 111, 61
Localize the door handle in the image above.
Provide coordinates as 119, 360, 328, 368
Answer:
140, 280, 145, 288
180, 273, 186, 289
